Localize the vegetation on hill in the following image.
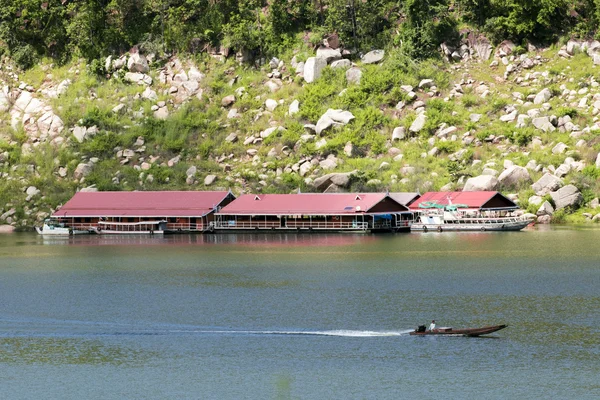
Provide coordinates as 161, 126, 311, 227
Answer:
3, 1, 600, 69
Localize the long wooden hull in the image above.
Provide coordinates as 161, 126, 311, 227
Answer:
411, 220, 530, 232
410, 324, 507, 337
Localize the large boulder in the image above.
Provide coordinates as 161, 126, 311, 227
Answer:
303, 57, 328, 83
331, 59, 352, 69
74, 163, 93, 180
532, 173, 563, 196
470, 36, 493, 60
0, 85, 11, 112
313, 170, 357, 191
127, 52, 149, 73
498, 166, 532, 188
316, 48, 342, 63
463, 175, 499, 191
315, 109, 355, 135
536, 201, 554, 216
409, 113, 427, 133
550, 184, 583, 210
533, 88, 552, 105
532, 116, 555, 132
362, 50, 385, 64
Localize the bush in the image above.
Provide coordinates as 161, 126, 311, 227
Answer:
78, 132, 122, 157
510, 128, 534, 147
12, 44, 38, 70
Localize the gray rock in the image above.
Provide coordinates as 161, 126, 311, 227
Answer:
73, 126, 87, 143
124, 72, 152, 85
362, 50, 384, 64
315, 138, 327, 150
532, 173, 563, 195
204, 175, 217, 186
142, 87, 158, 101
186, 166, 197, 177
392, 127, 406, 141
481, 168, 498, 176
532, 116, 555, 132
127, 52, 149, 73
552, 142, 568, 154
418, 79, 435, 89
319, 157, 338, 170
498, 166, 532, 187
315, 109, 355, 135
225, 132, 238, 143
463, 175, 499, 191
265, 99, 278, 111
409, 113, 427, 133
469, 113, 482, 122
74, 163, 92, 179
313, 171, 357, 191
344, 142, 354, 157
188, 67, 205, 82
346, 67, 362, 85
112, 104, 126, 114
534, 88, 552, 104
299, 162, 313, 176
331, 59, 352, 69
154, 106, 169, 120
303, 57, 327, 83
288, 99, 299, 115
550, 184, 583, 210
0, 225, 15, 233
536, 201, 554, 216
316, 48, 342, 63
261, 126, 284, 139
221, 95, 236, 107
596, 152, 600, 168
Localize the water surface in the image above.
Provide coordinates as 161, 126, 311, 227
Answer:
1, 227, 599, 399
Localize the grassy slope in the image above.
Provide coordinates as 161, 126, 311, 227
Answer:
1, 43, 600, 226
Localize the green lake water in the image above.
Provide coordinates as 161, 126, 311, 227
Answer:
0, 227, 599, 399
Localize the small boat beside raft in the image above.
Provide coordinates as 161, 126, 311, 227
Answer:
410, 324, 507, 337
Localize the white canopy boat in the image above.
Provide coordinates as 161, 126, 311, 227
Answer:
411, 200, 532, 232
35, 219, 91, 235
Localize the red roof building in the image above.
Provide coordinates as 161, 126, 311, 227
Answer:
52, 191, 235, 233
408, 191, 518, 211
215, 193, 412, 232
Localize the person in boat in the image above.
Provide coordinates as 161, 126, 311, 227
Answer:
428, 320, 436, 331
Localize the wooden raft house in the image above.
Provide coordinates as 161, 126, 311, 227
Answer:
213, 193, 412, 232
52, 191, 235, 234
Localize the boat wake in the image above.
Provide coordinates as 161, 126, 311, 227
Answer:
186, 329, 415, 337
0, 317, 414, 338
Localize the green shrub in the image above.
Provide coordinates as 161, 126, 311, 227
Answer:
510, 128, 534, 147
582, 165, 600, 180
554, 106, 578, 118
78, 132, 122, 157
12, 44, 38, 70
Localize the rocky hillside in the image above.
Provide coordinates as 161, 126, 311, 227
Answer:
2, 36, 600, 230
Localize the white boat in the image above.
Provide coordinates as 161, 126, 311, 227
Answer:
411, 200, 532, 232
35, 219, 90, 235
96, 220, 167, 235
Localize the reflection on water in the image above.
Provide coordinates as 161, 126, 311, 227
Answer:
34, 232, 379, 248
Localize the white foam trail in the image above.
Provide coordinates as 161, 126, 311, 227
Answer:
183, 329, 414, 337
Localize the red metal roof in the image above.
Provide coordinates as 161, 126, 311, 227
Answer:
217, 193, 406, 215
52, 191, 233, 217
408, 191, 517, 210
